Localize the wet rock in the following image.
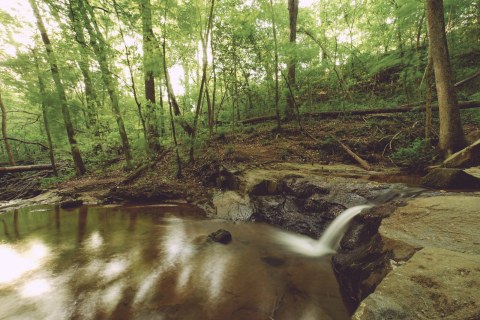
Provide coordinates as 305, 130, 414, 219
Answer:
212, 191, 253, 221
421, 168, 480, 189
60, 199, 83, 209
443, 139, 480, 168
208, 229, 232, 244
353, 248, 480, 320
379, 195, 480, 255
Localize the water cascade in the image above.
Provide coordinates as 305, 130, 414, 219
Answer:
276, 204, 373, 257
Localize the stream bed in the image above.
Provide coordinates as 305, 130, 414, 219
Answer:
0, 204, 349, 320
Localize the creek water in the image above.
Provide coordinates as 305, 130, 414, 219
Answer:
0, 204, 349, 320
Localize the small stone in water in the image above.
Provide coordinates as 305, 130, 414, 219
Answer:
208, 229, 232, 244
60, 199, 83, 209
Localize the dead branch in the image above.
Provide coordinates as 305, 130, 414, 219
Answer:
0, 164, 53, 173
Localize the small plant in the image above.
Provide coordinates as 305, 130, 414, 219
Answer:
391, 139, 437, 172
225, 143, 235, 156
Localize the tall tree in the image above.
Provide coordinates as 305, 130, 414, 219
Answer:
426, 0, 467, 155
32, 49, 58, 175
29, 0, 86, 175
76, 0, 133, 167
0, 89, 16, 166
189, 0, 216, 162
140, 0, 161, 156
270, 0, 281, 129
286, 0, 299, 120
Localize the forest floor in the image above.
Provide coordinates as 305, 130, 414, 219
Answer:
1, 111, 479, 206
50, 111, 480, 205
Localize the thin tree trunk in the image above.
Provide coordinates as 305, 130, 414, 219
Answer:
112, 0, 147, 147
189, 0, 215, 163
140, 0, 161, 156
29, 0, 86, 175
286, 0, 299, 120
0, 90, 16, 166
425, 54, 433, 147
77, 0, 133, 167
426, 0, 467, 156
270, 0, 281, 130
33, 49, 58, 175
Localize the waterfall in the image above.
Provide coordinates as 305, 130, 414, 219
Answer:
275, 204, 372, 257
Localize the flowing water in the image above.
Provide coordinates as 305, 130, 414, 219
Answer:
0, 204, 349, 320
274, 205, 372, 257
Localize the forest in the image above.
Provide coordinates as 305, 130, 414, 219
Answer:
0, 0, 479, 186
1, 1, 480, 319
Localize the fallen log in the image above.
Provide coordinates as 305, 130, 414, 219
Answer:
0, 164, 53, 173
240, 100, 480, 125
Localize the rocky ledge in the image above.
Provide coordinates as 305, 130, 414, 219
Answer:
353, 194, 480, 319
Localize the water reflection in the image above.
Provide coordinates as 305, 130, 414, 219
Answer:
0, 204, 349, 319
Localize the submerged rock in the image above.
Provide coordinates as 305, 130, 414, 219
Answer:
60, 199, 83, 209
208, 229, 232, 244
421, 168, 480, 189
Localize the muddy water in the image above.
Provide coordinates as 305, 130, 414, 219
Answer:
0, 204, 349, 320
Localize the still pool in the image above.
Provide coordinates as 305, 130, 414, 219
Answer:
0, 204, 349, 320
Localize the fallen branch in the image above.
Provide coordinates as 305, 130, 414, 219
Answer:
0, 137, 49, 150
0, 164, 53, 173
334, 138, 371, 171
454, 70, 480, 88
240, 100, 480, 125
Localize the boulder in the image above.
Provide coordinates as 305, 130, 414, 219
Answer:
443, 139, 480, 168
421, 168, 480, 189
353, 247, 480, 320
211, 191, 253, 221
208, 229, 232, 244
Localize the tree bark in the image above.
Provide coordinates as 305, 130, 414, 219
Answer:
286, 0, 299, 120
29, 0, 86, 175
426, 0, 467, 156
0, 90, 16, 166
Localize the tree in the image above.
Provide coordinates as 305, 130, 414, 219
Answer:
76, 0, 133, 168
426, 0, 467, 156
0, 89, 16, 166
32, 48, 58, 175
140, 0, 162, 156
286, 0, 299, 120
29, 0, 86, 175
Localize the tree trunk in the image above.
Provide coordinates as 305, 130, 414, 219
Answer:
0, 90, 16, 166
77, 0, 133, 167
33, 49, 58, 176
29, 0, 86, 175
286, 0, 299, 120
140, 0, 161, 156
189, 0, 215, 163
0, 164, 53, 173
68, 3, 102, 154
426, 0, 467, 156
270, 0, 281, 130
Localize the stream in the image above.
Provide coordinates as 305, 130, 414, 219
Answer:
0, 204, 349, 320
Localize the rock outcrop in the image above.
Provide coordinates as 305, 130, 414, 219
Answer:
353, 194, 480, 319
